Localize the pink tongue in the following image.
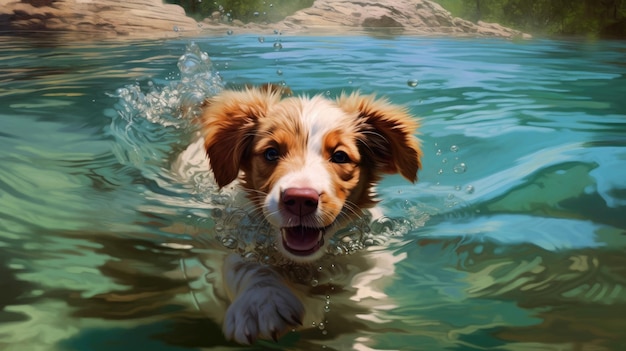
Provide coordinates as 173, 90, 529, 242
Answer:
282, 227, 322, 251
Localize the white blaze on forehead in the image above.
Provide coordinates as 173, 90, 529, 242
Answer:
263, 95, 351, 227
278, 96, 347, 189
300, 95, 351, 154
293, 95, 351, 188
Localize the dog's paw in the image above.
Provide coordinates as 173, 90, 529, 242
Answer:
223, 284, 304, 344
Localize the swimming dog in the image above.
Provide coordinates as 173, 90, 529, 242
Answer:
200, 85, 421, 343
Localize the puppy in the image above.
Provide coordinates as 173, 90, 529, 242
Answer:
200, 85, 421, 344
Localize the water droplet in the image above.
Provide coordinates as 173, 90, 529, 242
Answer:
318, 322, 325, 330
221, 236, 237, 249
441, 157, 448, 164
465, 185, 475, 194
407, 79, 419, 87
450, 145, 459, 152
453, 163, 467, 174
455, 185, 461, 191
276, 69, 283, 76
273, 42, 283, 50
311, 279, 319, 287
253, 11, 260, 16
437, 169, 444, 175
258, 36, 265, 43
226, 29, 233, 35
324, 305, 331, 312
317, 266, 323, 272
173, 26, 179, 32
435, 149, 442, 156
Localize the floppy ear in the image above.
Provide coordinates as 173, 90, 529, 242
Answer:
337, 92, 422, 182
201, 88, 280, 188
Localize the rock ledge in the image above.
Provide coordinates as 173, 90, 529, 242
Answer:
0, 0, 530, 39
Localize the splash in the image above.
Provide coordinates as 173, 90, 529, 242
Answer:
106, 42, 223, 180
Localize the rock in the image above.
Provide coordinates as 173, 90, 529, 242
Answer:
273, 0, 530, 38
0, 0, 200, 38
0, 0, 530, 39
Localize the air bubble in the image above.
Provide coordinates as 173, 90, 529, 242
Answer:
258, 36, 265, 43
435, 149, 442, 156
453, 163, 467, 174
226, 29, 233, 35
273, 42, 283, 50
450, 145, 459, 152
311, 279, 319, 287
244, 252, 259, 261
221, 236, 237, 249
465, 185, 475, 194
276, 69, 283, 76
173, 26, 179, 32
407, 79, 419, 87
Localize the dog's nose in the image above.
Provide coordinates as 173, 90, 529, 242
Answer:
282, 187, 319, 216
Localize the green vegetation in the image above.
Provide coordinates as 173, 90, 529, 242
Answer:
165, 0, 313, 23
433, 0, 626, 38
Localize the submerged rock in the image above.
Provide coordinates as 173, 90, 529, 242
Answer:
0, 0, 199, 38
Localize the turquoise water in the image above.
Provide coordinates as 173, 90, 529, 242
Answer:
1, 33, 625, 350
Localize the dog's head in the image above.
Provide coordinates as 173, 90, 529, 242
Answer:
202, 85, 421, 262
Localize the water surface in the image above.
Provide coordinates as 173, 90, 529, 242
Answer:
1, 33, 625, 350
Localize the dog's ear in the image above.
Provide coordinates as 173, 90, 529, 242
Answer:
337, 93, 422, 182
202, 88, 280, 188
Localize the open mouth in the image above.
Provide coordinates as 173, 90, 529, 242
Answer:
281, 226, 325, 256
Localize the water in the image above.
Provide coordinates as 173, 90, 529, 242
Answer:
1, 32, 625, 350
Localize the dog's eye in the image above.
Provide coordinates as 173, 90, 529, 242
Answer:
264, 148, 280, 162
331, 150, 350, 163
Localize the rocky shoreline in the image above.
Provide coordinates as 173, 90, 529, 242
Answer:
0, 0, 530, 39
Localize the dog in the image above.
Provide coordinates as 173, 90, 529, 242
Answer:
199, 84, 422, 344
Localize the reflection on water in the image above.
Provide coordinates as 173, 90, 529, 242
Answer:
1, 34, 625, 350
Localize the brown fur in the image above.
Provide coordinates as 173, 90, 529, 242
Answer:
202, 86, 421, 216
